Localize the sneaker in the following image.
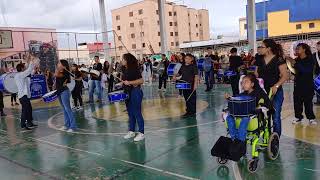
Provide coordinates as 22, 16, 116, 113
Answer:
163, 89, 166, 92
158, 89, 162, 91
67, 129, 74, 133
124, 131, 136, 139
78, 106, 83, 110
1, 113, 7, 117
134, 133, 145, 142
11, 103, 14, 106
59, 126, 68, 131
309, 119, 318, 125
292, 119, 302, 124
72, 107, 77, 110
15, 103, 19, 105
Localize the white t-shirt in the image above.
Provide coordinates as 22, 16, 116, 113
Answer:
101, 73, 108, 89
14, 63, 35, 99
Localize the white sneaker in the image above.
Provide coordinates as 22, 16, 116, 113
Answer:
158, 89, 162, 91
309, 119, 318, 125
124, 131, 136, 139
134, 133, 145, 142
78, 106, 83, 110
59, 126, 68, 130
163, 89, 166, 92
292, 119, 302, 124
67, 129, 74, 133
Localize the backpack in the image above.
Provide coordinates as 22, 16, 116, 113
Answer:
203, 58, 212, 72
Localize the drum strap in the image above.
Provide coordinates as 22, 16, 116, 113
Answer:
316, 52, 320, 67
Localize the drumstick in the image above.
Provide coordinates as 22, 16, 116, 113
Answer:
186, 89, 196, 101
62, 67, 75, 77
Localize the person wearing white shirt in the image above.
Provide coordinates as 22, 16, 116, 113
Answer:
14, 58, 38, 130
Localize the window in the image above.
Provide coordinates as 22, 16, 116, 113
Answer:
200, 24, 202, 27
116, 15, 120, 20
244, 24, 247, 30
170, 32, 174, 36
174, 11, 177, 16
175, 42, 179, 46
156, 10, 159, 15
118, 36, 122, 41
159, 42, 161, 47
296, 24, 302, 30
158, 32, 161, 36
117, 26, 121, 30
196, 33, 199, 37
157, 20, 160, 25
171, 42, 174, 46
196, 24, 198, 28
140, 32, 145, 37
174, 22, 178, 26
119, 46, 123, 51
188, 13, 190, 16
139, 20, 143, 26
131, 33, 135, 38
189, 23, 190, 26
138, 9, 143, 15
175, 32, 178, 36
129, 12, 133, 17
196, 15, 198, 18
130, 23, 134, 27
309, 23, 315, 29
169, 12, 172, 16
142, 43, 146, 48
169, 22, 173, 26
132, 44, 136, 49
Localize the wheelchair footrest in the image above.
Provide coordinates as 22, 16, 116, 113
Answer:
211, 136, 246, 162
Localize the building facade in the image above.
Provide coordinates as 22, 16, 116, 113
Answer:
111, 0, 210, 57
243, 0, 320, 39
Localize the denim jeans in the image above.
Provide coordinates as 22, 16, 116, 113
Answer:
58, 90, 77, 130
89, 80, 102, 102
127, 87, 144, 133
272, 88, 284, 137
226, 115, 250, 141
205, 70, 214, 90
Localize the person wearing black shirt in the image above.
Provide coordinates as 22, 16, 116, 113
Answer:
158, 54, 170, 91
71, 64, 83, 110
173, 54, 199, 117
313, 41, 320, 105
288, 43, 317, 125
55, 60, 77, 132
229, 48, 244, 95
257, 39, 288, 137
89, 56, 103, 103
121, 53, 145, 142
253, 46, 264, 67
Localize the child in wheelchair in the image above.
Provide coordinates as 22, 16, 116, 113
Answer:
212, 73, 275, 169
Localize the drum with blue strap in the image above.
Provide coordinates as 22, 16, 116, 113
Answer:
314, 75, 320, 95
175, 82, 191, 90
167, 63, 177, 77
197, 58, 205, 71
108, 90, 128, 103
42, 90, 58, 103
0, 73, 18, 93
224, 70, 236, 77
247, 66, 257, 74
228, 95, 256, 117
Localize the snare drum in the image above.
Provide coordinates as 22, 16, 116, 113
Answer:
197, 58, 205, 71
228, 95, 256, 117
247, 66, 257, 73
224, 70, 236, 77
314, 75, 320, 95
108, 90, 128, 103
0, 73, 18, 93
89, 69, 100, 77
167, 63, 176, 77
42, 90, 58, 103
217, 69, 224, 78
79, 67, 89, 73
175, 82, 191, 90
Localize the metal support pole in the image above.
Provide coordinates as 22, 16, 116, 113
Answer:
99, 0, 110, 62
158, 0, 168, 54
247, 0, 257, 54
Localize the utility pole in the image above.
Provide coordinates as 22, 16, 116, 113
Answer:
158, 0, 168, 54
247, 0, 257, 54
98, 0, 110, 62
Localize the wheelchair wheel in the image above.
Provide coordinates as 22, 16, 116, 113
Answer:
267, 133, 280, 160
216, 157, 228, 165
247, 158, 259, 173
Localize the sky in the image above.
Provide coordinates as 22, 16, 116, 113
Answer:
0, 0, 259, 38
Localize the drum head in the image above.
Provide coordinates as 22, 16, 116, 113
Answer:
67, 79, 75, 91
109, 90, 124, 95
3, 73, 18, 93
43, 90, 57, 98
230, 95, 254, 101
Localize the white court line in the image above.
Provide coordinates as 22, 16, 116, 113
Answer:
304, 168, 320, 172
28, 137, 199, 180
232, 162, 242, 180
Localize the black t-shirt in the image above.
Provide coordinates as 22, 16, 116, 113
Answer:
74, 70, 83, 89
258, 56, 286, 93
122, 68, 142, 93
229, 55, 243, 73
294, 56, 314, 92
313, 52, 320, 75
91, 63, 103, 81
56, 71, 70, 94
209, 54, 219, 62
178, 64, 198, 86
254, 54, 264, 67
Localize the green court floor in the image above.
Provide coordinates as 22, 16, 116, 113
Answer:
0, 83, 319, 180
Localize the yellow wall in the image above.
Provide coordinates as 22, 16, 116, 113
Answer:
268, 10, 320, 37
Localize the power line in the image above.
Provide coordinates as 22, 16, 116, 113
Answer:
0, 0, 8, 26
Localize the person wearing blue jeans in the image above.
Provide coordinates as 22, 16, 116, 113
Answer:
204, 70, 213, 91
55, 59, 77, 132
272, 88, 284, 136
121, 53, 145, 142
89, 79, 102, 102
226, 115, 250, 141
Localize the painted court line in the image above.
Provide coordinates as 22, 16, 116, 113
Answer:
30, 137, 200, 180
232, 162, 242, 180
